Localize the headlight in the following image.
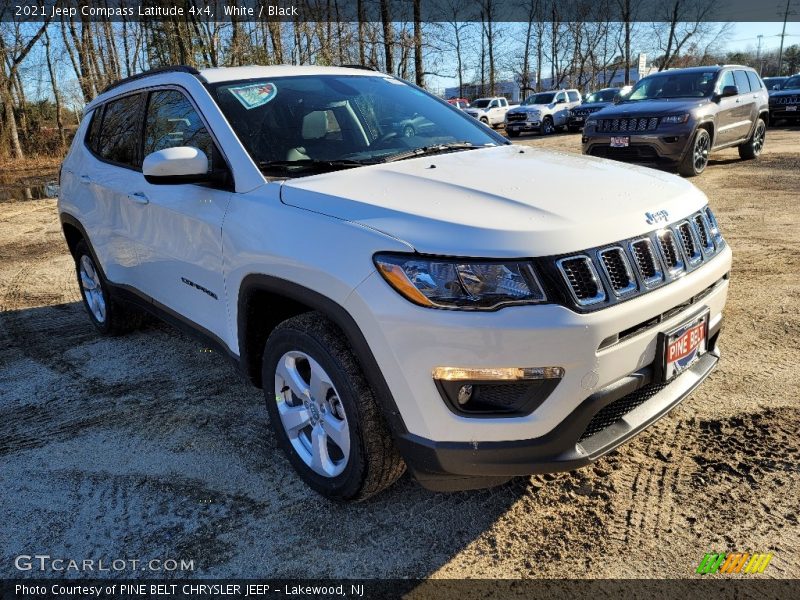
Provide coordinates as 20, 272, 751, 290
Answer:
661, 113, 690, 125
374, 254, 547, 310
585, 118, 597, 127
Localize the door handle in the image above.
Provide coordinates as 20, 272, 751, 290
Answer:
127, 192, 149, 205
79, 175, 92, 185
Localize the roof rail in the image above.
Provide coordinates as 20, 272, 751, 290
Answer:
100, 65, 202, 95
339, 64, 378, 71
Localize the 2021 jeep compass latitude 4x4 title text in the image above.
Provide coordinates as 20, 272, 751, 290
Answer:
59, 65, 731, 500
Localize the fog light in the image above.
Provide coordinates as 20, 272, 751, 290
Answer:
433, 366, 565, 417
457, 384, 473, 405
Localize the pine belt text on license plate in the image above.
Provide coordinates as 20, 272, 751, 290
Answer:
662, 311, 709, 380
610, 136, 629, 147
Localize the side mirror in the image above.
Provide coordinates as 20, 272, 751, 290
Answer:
143, 147, 209, 185
612, 94, 622, 104
720, 85, 738, 98
557, 98, 566, 104
772, 84, 781, 90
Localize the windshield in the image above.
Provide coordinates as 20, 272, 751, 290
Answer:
211, 76, 499, 174
471, 99, 492, 108
763, 77, 786, 89
585, 89, 618, 103
626, 71, 717, 101
523, 93, 555, 105
783, 76, 800, 90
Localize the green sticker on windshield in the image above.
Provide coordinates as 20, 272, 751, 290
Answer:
229, 82, 278, 110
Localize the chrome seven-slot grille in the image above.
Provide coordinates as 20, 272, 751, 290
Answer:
555, 207, 724, 309
596, 117, 660, 132
506, 112, 529, 121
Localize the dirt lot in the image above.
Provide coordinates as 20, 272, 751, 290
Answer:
1, 129, 798, 580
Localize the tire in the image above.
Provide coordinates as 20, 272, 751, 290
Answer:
738, 118, 766, 160
480, 117, 489, 125
402, 125, 415, 138
74, 240, 144, 335
678, 127, 711, 177
568, 125, 581, 133
507, 130, 520, 138
262, 312, 405, 501
541, 117, 555, 135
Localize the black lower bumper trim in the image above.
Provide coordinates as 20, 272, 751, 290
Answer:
400, 330, 720, 491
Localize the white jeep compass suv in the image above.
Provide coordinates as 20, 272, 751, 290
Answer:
59, 65, 732, 500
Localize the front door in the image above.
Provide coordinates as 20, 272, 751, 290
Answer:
131, 88, 232, 342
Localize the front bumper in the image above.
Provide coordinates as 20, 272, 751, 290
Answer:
769, 105, 799, 119
582, 130, 692, 165
345, 245, 731, 490
506, 117, 542, 132
397, 333, 719, 491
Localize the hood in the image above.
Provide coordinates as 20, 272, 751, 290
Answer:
465, 107, 488, 114
278, 145, 707, 257
574, 102, 611, 111
509, 104, 547, 113
769, 88, 800, 99
600, 98, 709, 118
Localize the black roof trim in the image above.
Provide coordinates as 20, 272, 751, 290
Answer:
100, 65, 203, 95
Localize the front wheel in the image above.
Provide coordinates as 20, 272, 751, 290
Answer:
541, 117, 555, 135
738, 118, 766, 160
678, 128, 711, 177
262, 312, 405, 501
480, 117, 489, 126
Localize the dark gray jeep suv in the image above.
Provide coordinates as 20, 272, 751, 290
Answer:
582, 65, 769, 176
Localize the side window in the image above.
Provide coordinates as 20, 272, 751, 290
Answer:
85, 105, 104, 153
717, 70, 736, 93
500, 98, 507, 107
746, 71, 762, 91
568, 91, 580, 102
144, 89, 213, 171
734, 70, 751, 93
489, 100, 499, 108
97, 94, 143, 167
557, 92, 567, 103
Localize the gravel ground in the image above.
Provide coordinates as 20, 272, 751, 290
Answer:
1, 128, 798, 580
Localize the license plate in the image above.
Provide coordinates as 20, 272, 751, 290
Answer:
610, 136, 629, 147
660, 310, 709, 381
574, 117, 584, 123
787, 105, 797, 111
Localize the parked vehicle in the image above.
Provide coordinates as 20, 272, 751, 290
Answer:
582, 65, 769, 176
762, 76, 789, 93
447, 98, 470, 110
389, 113, 437, 138
464, 97, 514, 126
768, 74, 800, 124
505, 89, 581, 136
568, 87, 627, 133
59, 65, 731, 500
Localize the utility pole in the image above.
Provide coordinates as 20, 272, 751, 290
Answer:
777, 0, 791, 75
757, 34, 764, 75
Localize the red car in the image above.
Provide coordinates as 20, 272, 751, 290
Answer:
447, 98, 470, 110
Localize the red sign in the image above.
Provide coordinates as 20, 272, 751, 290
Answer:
667, 322, 706, 363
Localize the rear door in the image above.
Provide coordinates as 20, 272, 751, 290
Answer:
82, 93, 146, 285
714, 70, 741, 147
132, 88, 232, 340
731, 69, 756, 141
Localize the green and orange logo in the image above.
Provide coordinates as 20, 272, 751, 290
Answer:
696, 552, 773, 574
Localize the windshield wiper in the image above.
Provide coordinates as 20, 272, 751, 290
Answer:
381, 142, 481, 163
258, 158, 378, 175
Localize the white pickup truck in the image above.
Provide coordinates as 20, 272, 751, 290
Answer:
505, 89, 582, 136
464, 97, 517, 127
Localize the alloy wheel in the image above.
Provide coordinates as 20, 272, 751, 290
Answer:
274, 351, 350, 478
79, 255, 107, 323
693, 132, 710, 172
753, 122, 766, 155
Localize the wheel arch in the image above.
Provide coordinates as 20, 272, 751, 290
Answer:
237, 274, 408, 436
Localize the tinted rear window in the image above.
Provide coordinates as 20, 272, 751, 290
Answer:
85, 106, 104, 153
746, 71, 763, 91
568, 91, 580, 102
734, 70, 751, 93
97, 94, 143, 167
